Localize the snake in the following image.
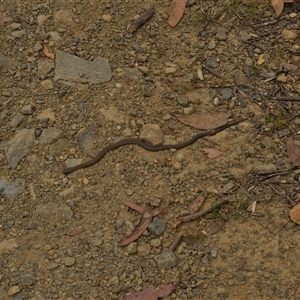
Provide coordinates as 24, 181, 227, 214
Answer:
63, 118, 247, 174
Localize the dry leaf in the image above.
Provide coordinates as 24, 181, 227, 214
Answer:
188, 195, 205, 214
286, 135, 300, 166
290, 202, 300, 224
176, 112, 231, 130
42, 44, 55, 60
202, 148, 222, 159
295, 281, 300, 299
124, 281, 179, 300
119, 195, 171, 246
168, 0, 187, 27
272, 0, 285, 15
119, 206, 153, 246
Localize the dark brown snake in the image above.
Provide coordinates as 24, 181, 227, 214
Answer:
63, 118, 247, 174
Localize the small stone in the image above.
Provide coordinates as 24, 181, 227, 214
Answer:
276, 73, 287, 83
102, 14, 112, 22
11, 29, 26, 38
217, 287, 226, 294
261, 137, 275, 149
107, 276, 119, 286
221, 88, 233, 100
82, 178, 89, 185
148, 217, 165, 236
138, 66, 149, 75
140, 124, 163, 146
282, 29, 298, 40
20, 273, 36, 286
183, 106, 193, 115
64, 257, 75, 266
125, 189, 134, 196
239, 30, 251, 41
122, 128, 132, 137
206, 56, 218, 68
10, 113, 25, 128
7, 286, 20, 296
207, 39, 216, 50
137, 244, 151, 256
216, 27, 227, 40
150, 239, 161, 247
278, 129, 290, 137
21, 105, 33, 115
235, 69, 249, 88
165, 67, 177, 74
33, 41, 43, 52
253, 164, 277, 174
177, 95, 189, 106
154, 250, 177, 269
126, 242, 137, 254
40, 79, 54, 89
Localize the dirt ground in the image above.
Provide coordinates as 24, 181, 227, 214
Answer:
1, 1, 300, 299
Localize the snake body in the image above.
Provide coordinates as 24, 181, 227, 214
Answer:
63, 118, 246, 174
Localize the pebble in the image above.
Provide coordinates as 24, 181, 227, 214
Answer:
11, 29, 26, 38
140, 124, 163, 146
137, 244, 151, 256
102, 14, 112, 22
282, 29, 298, 40
7, 286, 20, 296
150, 238, 161, 247
20, 273, 36, 286
216, 27, 227, 40
64, 256, 75, 266
253, 164, 277, 174
221, 88, 233, 100
107, 276, 119, 286
125, 188, 134, 196
206, 56, 218, 68
235, 69, 249, 87
21, 104, 33, 115
276, 73, 287, 83
154, 250, 177, 269
148, 217, 165, 236
165, 67, 177, 74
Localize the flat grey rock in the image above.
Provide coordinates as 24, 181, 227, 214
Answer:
0, 178, 25, 199
3, 129, 35, 169
54, 50, 112, 86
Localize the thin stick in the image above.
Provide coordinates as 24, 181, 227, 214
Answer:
169, 231, 184, 251
175, 199, 229, 227
202, 65, 223, 79
275, 96, 300, 101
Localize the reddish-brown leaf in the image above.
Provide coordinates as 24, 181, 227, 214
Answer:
290, 202, 300, 225
286, 135, 300, 167
188, 195, 205, 214
67, 227, 86, 236
119, 206, 153, 246
295, 281, 300, 299
176, 112, 231, 130
122, 199, 145, 214
272, 0, 285, 16
124, 282, 178, 300
168, 0, 187, 27
42, 44, 55, 60
152, 194, 171, 216
202, 148, 223, 159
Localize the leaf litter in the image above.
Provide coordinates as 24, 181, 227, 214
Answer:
124, 276, 181, 300
176, 112, 231, 130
